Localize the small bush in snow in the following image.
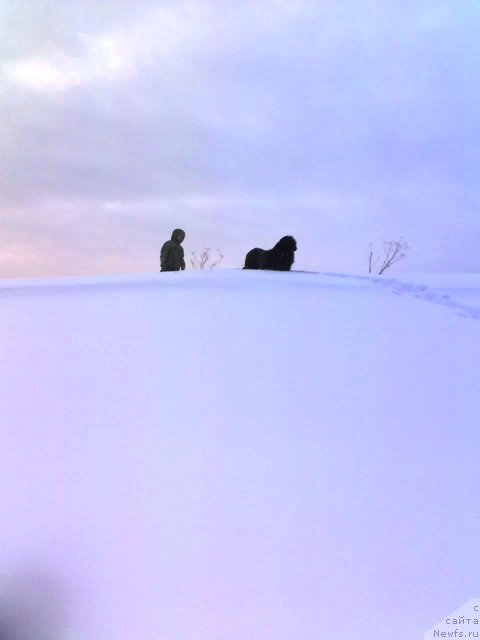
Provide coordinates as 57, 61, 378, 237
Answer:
190, 248, 224, 270
368, 238, 409, 274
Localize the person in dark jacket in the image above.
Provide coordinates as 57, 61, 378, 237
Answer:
160, 229, 186, 272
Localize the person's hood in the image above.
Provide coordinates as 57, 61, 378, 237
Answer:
171, 228, 186, 244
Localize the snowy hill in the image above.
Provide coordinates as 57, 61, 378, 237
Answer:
0, 270, 479, 640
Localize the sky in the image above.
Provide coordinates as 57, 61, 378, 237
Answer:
1, 0, 480, 277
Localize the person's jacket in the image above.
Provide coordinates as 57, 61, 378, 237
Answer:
160, 229, 186, 271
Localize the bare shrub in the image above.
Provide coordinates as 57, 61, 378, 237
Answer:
368, 238, 409, 274
190, 248, 224, 270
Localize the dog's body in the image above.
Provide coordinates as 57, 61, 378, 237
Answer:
244, 236, 297, 271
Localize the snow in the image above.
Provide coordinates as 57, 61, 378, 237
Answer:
0, 269, 479, 640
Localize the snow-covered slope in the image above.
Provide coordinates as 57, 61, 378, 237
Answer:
0, 270, 478, 640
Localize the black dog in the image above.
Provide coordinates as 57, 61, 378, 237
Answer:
244, 236, 297, 271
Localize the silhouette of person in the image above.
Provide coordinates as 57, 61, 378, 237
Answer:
160, 229, 186, 272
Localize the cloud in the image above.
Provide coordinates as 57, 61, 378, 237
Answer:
1, 2, 207, 92
1, 0, 480, 276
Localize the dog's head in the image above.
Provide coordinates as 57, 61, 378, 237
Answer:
275, 236, 297, 252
